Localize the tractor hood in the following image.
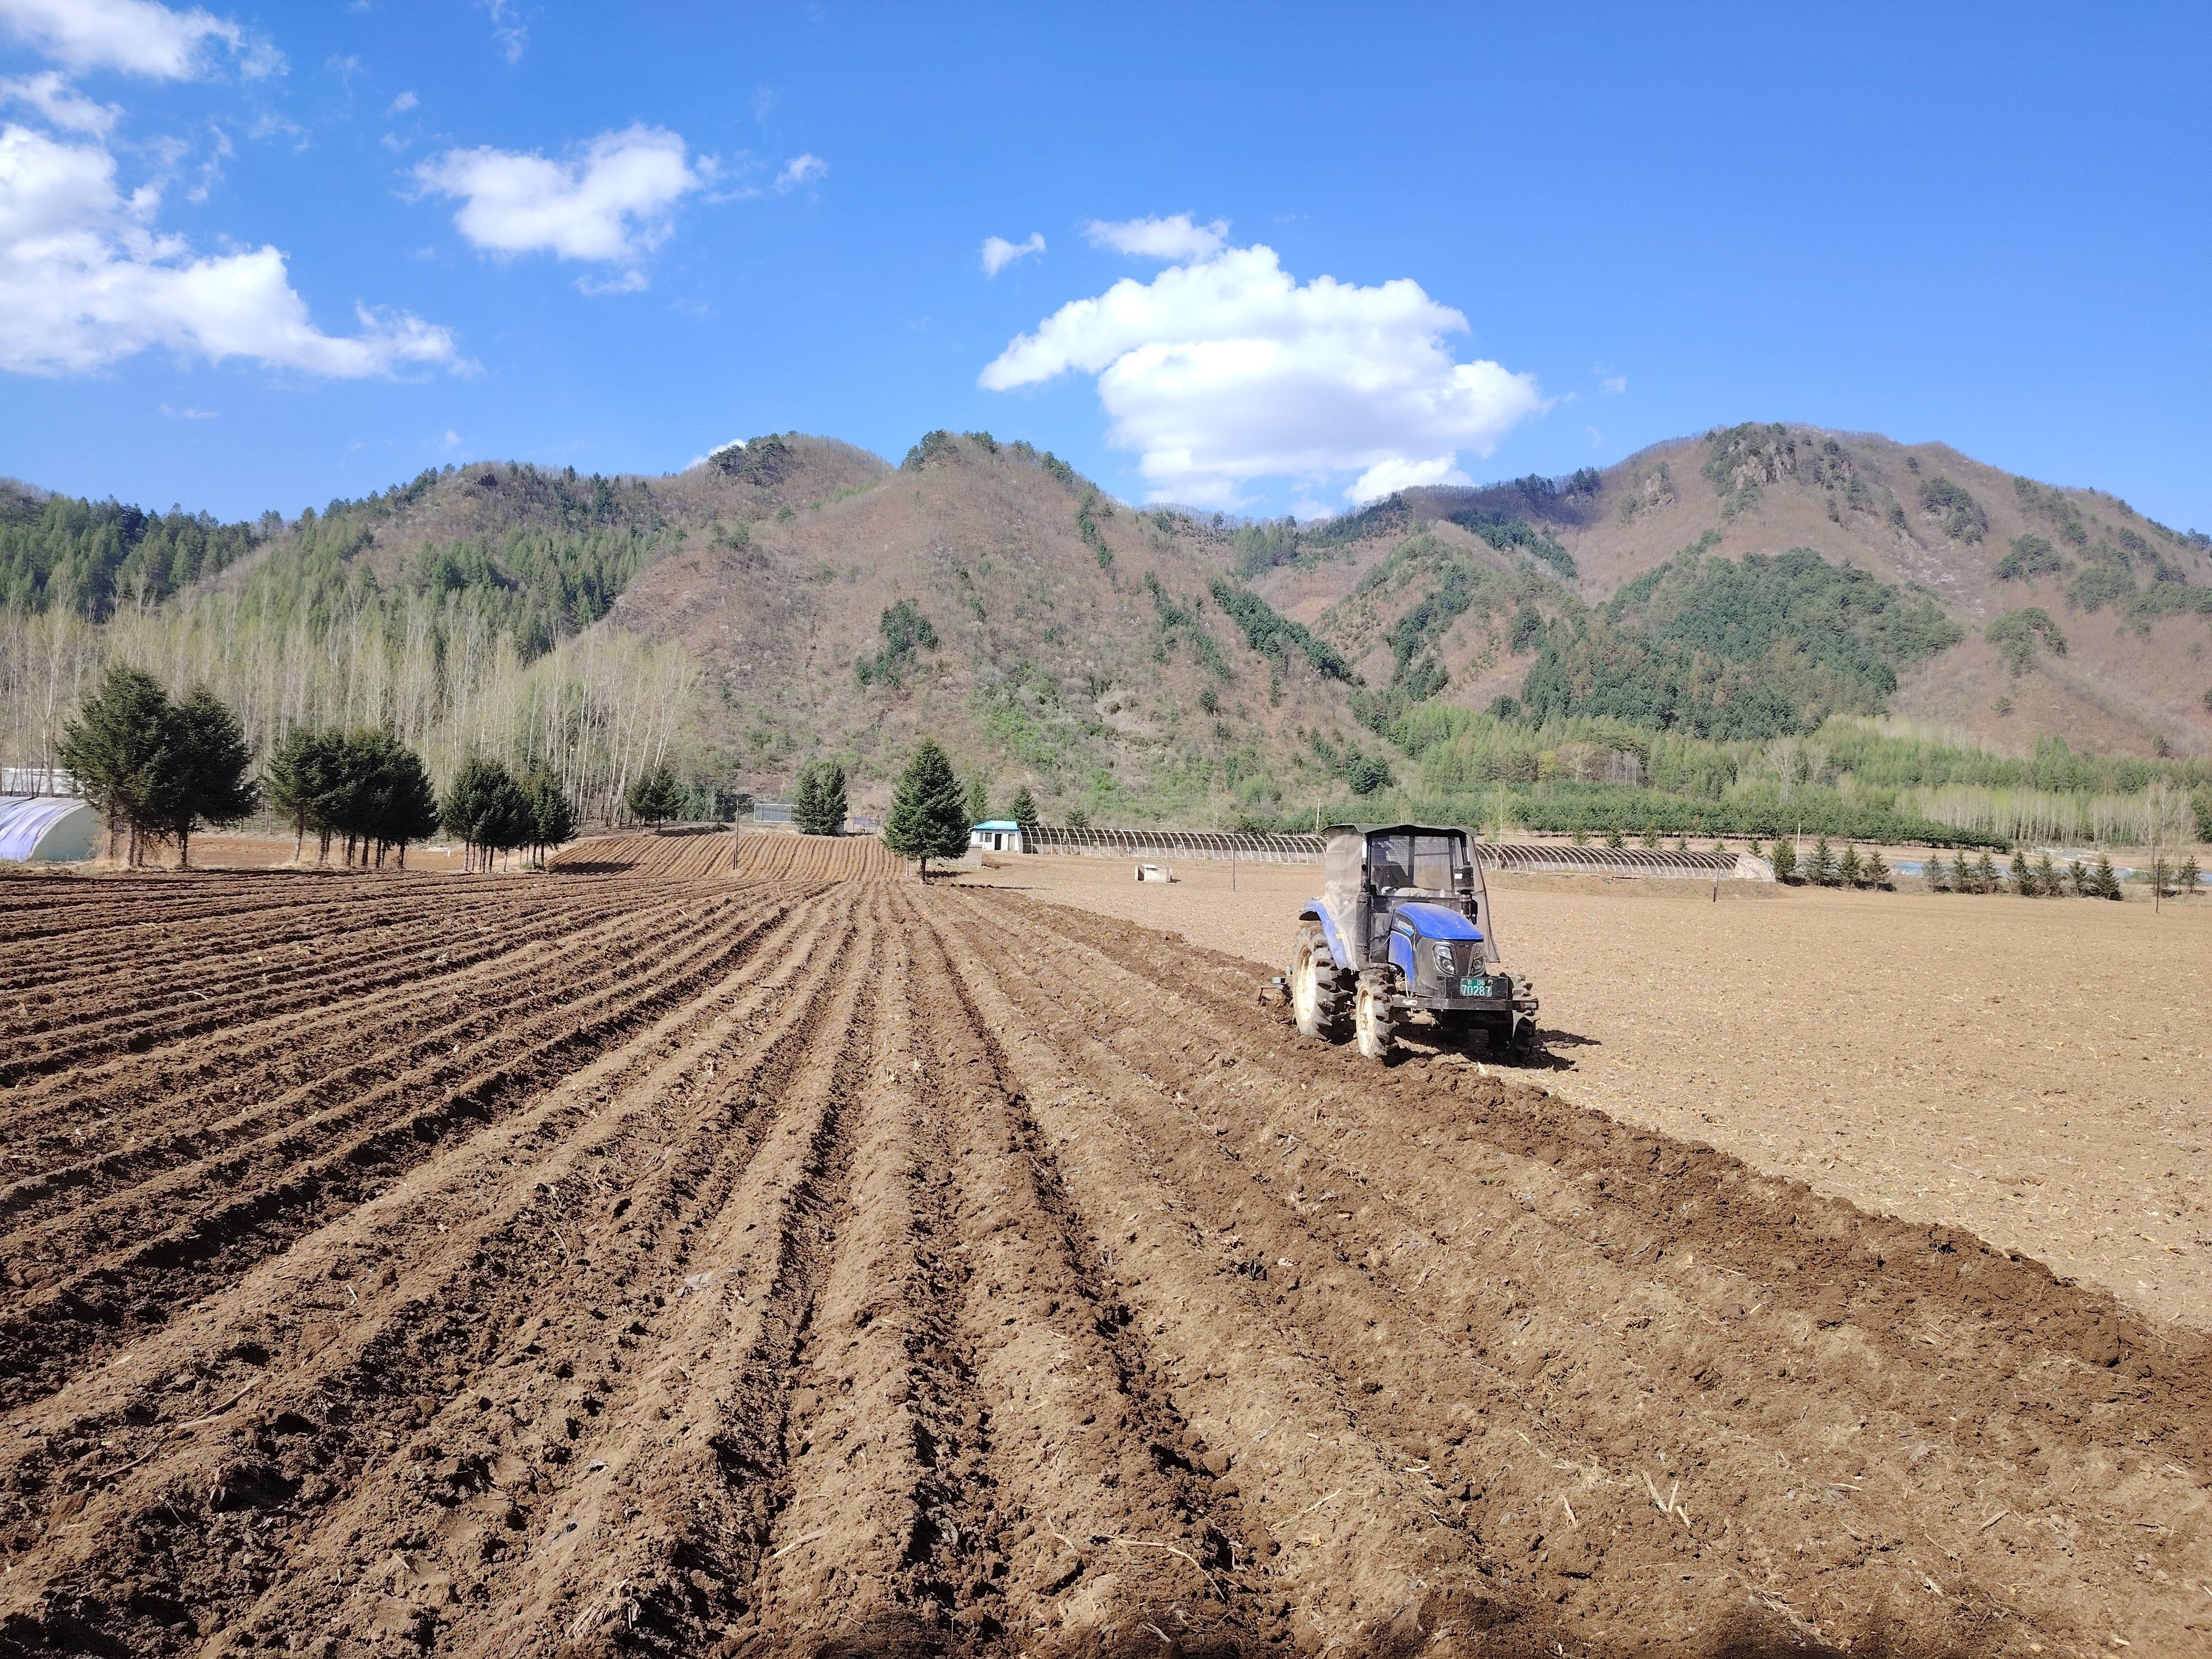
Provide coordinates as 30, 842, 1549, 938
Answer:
1395, 901, 1483, 941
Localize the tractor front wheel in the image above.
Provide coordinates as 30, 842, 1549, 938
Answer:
1354, 975, 1399, 1061
1291, 924, 1349, 1042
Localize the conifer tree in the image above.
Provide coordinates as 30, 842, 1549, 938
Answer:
1864, 847, 1891, 888
155, 686, 258, 869
625, 763, 684, 828
1008, 784, 1040, 837
1925, 850, 1950, 892
1838, 844, 1864, 888
1809, 836, 1839, 886
57, 664, 174, 864
264, 727, 337, 860
792, 760, 847, 835
2180, 854, 2201, 898
1973, 849, 1999, 893
444, 757, 529, 872
371, 739, 442, 869
2089, 851, 2120, 899
964, 771, 990, 828
2036, 852, 2059, 897
2067, 858, 2089, 896
1769, 838, 1797, 883
883, 738, 969, 874
2012, 851, 2038, 897
524, 771, 577, 866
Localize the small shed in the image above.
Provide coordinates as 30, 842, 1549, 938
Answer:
969, 819, 1025, 854
0, 796, 101, 863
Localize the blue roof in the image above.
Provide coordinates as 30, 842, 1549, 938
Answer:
1395, 901, 1484, 941
973, 820, 1020, 831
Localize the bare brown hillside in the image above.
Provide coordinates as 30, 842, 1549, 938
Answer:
1245, 424, 2212, 755
610, 435, 1374, 818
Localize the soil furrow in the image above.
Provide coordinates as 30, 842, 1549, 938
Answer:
0, 891, 854, 1655
0, 890, 796, 1410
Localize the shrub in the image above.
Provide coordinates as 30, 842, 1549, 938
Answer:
1986, 608, 2068, 674
1604, 826, 1625, 849
1918, 476, 1989, 542
1995, 533, 2069, 581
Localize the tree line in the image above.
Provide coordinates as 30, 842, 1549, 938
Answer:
56, 662, 591, 872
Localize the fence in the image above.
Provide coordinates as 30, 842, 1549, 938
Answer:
1022, 826, 1771, 880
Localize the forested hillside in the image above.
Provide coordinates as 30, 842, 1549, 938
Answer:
4, 420, 2208, 846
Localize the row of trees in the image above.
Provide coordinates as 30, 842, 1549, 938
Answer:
55, 663, 587, 872
1765, 837, 1892, 888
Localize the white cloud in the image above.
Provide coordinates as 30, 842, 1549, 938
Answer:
440, 427, 461, 448
774, 152, 826, 192
0, 0, 279, 80
1082, 213, 1227, 263
158, 401, 215, 416
480, 0, 526, 64
414, 125, 707, 288
385, 89, 417, 116
980, 230, 1043, 277
981, 235, 1542, 508
0, 122, 459, 377
1601, 374, 1626, 395
0, 71, 121, 137
1349, 455, 1471, 503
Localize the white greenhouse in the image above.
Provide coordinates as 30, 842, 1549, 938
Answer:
0, 796, 101, 863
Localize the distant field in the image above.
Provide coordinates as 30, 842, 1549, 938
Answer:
959, 852, 2212, 1330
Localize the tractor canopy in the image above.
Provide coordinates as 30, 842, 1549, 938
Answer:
1312, 825, 1498, 971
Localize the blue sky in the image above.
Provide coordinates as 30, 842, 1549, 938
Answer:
2, 1, 2206, 529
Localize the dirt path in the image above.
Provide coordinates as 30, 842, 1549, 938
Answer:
3, 874, 2209, 1657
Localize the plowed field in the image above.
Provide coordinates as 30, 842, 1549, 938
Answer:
3, 870, 2208, 1659
551, 830, 902, 883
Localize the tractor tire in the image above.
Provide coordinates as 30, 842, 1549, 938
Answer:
1291, 924, 1349, 1042
1354, 975, 1400, 1061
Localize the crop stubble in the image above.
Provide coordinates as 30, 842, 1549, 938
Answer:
1, 864, 2208, 1657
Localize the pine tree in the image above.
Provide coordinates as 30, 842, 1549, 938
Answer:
2012, 851, 2038, 898
1008, 784, 1040, 838
625, 763, 684, 828
1604, 827, 1625, 850
1973, 849, 1999, 894
1770, 838, 1797, 883
57, 664, 174, 865
1809, 836, 1839, 886
264, 727, 337, 861
1838, 844, 1864, 888
154, 686, 258, 869
2067, 858, 2089, 896
883, 739, 969, 874
792, 760, 846, 835
1863, 847, 1891, 889
2036, 852, 2059, 898
523, 771, 576, 867
2091, 851, 2120, 899
372, 740, 442, 869
2181, 854, 2201, 898
444, 757, 530, 872
964, 771, 990, 828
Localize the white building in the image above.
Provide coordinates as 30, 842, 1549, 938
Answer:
969, 818, 1025, 854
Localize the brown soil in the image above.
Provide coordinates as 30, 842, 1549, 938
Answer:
550, 830, 904, 881
3, 865, 2209, 1657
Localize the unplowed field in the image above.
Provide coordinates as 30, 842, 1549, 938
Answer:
3, 870, 2208, 1658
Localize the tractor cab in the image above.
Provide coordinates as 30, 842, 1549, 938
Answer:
1291, 823, 1539, 1061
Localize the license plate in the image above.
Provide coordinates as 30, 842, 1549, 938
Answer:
1460, 975, 1491, 997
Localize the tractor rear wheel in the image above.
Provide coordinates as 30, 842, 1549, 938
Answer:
1354, 975, 1399, 1061
1291, 924, 1349, 1042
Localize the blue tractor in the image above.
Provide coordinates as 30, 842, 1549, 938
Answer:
1290, 823, 1539, 1061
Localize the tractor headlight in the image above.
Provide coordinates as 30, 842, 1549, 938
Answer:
1433, 940, 1456, 976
